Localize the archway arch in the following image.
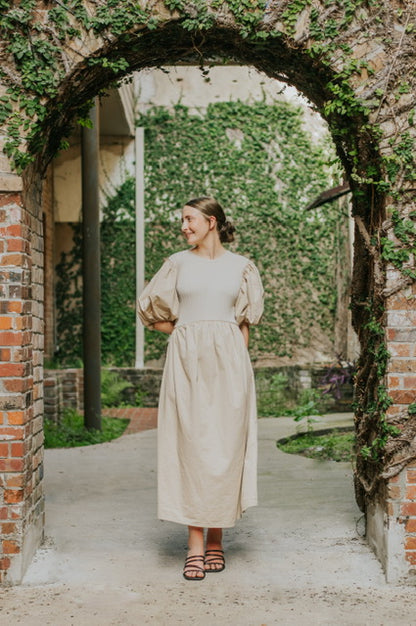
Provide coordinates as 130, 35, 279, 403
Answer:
0, 1, 415, 584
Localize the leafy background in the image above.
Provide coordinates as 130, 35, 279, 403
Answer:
55, 100, 346, 366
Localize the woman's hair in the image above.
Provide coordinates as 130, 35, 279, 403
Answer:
184, 196, 235, 243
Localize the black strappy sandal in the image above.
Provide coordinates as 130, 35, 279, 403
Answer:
204, 549, 225, 573
183, 555, 206, 581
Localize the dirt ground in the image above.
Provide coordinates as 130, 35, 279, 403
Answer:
2, 415, 416, 625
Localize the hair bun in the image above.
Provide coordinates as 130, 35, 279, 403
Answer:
219, 220, 235, 243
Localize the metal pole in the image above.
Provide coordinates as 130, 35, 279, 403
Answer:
135, 127, 145, 369
81, 98, 101, 430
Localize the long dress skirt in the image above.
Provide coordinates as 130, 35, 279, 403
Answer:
157, 320, 258, 528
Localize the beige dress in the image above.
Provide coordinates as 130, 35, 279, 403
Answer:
137, 249, 264, 528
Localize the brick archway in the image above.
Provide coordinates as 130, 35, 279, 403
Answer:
0, 1, 415, 583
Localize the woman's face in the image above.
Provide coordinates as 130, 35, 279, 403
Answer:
181, 206, 214, 246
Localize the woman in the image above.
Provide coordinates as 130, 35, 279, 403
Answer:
137, 197, 263, 581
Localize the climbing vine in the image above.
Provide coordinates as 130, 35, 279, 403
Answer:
55, 101, 344, 366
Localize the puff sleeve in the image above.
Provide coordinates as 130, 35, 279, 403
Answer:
137, 258, 179, 328
234, 260, 264, 325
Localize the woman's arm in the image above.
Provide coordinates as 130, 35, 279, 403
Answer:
152, 321, 175, 334
239, 321, 249, 348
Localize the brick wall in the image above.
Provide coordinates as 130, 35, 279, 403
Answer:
381, 283, 416, 579
44, 369, 84, 422
0, 190, 44, 584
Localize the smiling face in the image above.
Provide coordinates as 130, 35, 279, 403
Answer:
181, 205, 216, 247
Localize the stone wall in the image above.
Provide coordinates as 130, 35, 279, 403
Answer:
42, 365, 354, 424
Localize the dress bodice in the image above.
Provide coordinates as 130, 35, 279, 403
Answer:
137, 248, 263, 329
172, 250, 247, 326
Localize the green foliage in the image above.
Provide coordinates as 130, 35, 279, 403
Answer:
44, 409, 128, 448
256, 372, 293, 417
100, 179, 137, 365
55, 101, 343, 366
408, 403, 416, 416
138, 101, 342, 363
277, 430, 355, 462
381, 209, 416, 281
290, 388, 325, 421
101, 369, 132, 408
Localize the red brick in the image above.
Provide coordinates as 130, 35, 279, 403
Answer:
0, 395, 24, 410
1, 523, 16, 534
10, 442, 24, 457
0, 193, 22, 209
4, 490, 23, 504
387, 375, 401, 388
386, 405, 402, 417
389, 344, 411, 357
405, 519, 416, 532
12, 316, 30, 331
7, 411, 26, 425
386, 328, 396, 341
2, 540, 20, 554
6, 474, 24, 488
4, 377, 31, 392
0, 348, 11, 361
0, 331, 23, 346
9, 505, 23, 520
388, 485, 401, 499
0, 317, 12, 330
0, 558, 11, 570
407, 469, 416, 484
7, 239, 26, 252
401, 502, 416, 516
0, 253, 24, 266
387, 294, 416, 310
406, 486, 416, 500
8, 301, 22, 314
390, 390, 416, 404
405, 537, 416, 550
0, 443, 9, 457
0, 507, 8, 520
0, 459, 24, 472
405, 551, 416, 565
0, 363, 25, 376
0, 427, 24, 439
404, 376, 416, 388
388, 473, 400, 484
388, 359, 416, 373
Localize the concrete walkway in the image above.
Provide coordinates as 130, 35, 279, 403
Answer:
2, 414, 416, 625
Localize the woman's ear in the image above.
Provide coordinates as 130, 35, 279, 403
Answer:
209, 216, 217, 230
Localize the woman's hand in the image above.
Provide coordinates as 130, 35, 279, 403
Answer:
239, 322, 249, 348
152, 321, 176, 334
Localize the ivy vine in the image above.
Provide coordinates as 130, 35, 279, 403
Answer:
55, 100, 344, 366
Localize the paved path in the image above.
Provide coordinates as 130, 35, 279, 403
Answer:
2, 413, 416, 625
102, 407, 158, 434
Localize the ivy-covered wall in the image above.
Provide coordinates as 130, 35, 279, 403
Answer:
55, 99, 345, 367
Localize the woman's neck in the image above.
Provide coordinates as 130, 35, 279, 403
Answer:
191, 236, 225, 260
